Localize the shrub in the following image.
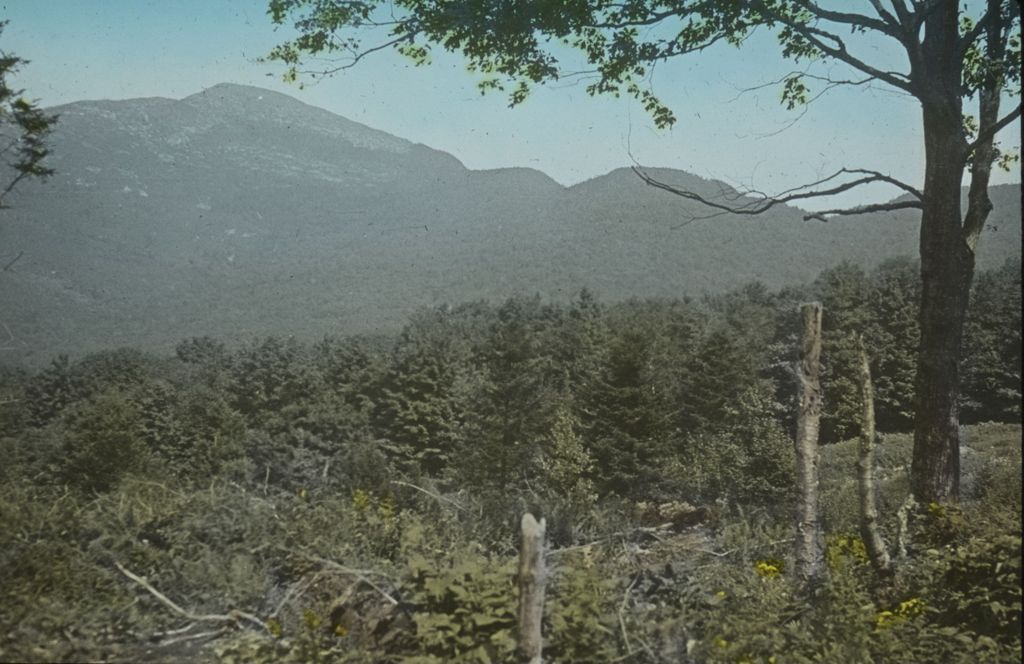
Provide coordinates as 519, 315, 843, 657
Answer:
58, 390, 149, 493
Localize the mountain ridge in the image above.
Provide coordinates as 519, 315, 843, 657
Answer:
1, 83, 1019, 366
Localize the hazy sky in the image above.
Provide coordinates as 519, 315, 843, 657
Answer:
3, 1, 1020, 209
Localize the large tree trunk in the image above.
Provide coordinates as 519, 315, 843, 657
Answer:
910, 2, 973, 504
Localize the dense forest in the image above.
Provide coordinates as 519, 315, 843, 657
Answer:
1, 256, 1020, 662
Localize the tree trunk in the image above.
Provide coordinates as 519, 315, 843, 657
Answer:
794, 302, 824, 584
518, 513, 546, 664
910, 3, 972, 504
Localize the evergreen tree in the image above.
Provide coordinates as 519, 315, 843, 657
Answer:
962, 257, 1022, 423
460, 296, 555, 491
815, 263, 873, 443
868, 258, 920, 432
372, 309, 467, 476
1, 21, 57, 210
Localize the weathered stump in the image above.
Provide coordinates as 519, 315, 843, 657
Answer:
518, 513, 546, 664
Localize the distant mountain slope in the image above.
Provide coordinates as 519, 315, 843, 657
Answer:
1, 83, 1019, 366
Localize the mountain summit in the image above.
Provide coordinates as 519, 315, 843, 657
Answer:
1, 84, 1019, 365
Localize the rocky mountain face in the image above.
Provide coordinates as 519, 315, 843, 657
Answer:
1, 83, 1020, 365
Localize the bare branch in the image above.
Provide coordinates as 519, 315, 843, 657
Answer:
889, 0, 914, 26
114, 562, 270, 634
295, 553, 399, 606
842, 168, 924, 199
869, 0, 903, 28
803, 199, 922, 222
746, 76, 886, 139
631, 166, 922, 220
3, 250, 23, 271
728, 69, 876, 103
294, 32, 417, 77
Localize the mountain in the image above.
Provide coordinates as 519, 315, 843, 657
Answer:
1, 83, 1020, 366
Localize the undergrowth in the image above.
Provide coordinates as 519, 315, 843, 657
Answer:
0, 423, 1020, 663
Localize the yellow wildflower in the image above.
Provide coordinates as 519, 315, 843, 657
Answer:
352, 488, 372, 511
875, 610, 897, 630
755, 559, 783, 579
897, 598, 925, 616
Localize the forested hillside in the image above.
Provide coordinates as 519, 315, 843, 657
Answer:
1, 260, 1019, 662
1, 84, 1019, 366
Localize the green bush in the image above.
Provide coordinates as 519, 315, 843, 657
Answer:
58, 390, 150, 493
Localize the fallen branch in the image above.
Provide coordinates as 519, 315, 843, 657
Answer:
676, 545, 739, 558
548, 523, 675, 557
618, 575, 639, 655
152, 622, 199, 638
391, 480, 467, 512
297, 554, 399, 606
114, 562, 269, 634
159, 627, 228, 647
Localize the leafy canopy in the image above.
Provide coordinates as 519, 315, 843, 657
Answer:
267, 1, 1021, 139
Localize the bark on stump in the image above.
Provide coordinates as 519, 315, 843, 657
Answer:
794, 302, 824, 585
856, 335, 893, 576
518, 513, 546, 664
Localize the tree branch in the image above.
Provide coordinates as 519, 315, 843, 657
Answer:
587, 8, 680, 29
803, 199, 922, 222
868, 0, 901, 27
963, 0, 1012, 253
631, 166, 922, 220
890, 0, 914, 23
967, 102, 1022, 154
756, 4, 914, 93
958, 0, 1018, 60
294, 32, 418, 77
792, 1, 900, 38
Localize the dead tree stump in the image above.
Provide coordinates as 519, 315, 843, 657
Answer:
794, 302, 825, 585
518, 513, 546, 664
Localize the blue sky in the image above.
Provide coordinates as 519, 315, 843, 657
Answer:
2, 0, 1020, 209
